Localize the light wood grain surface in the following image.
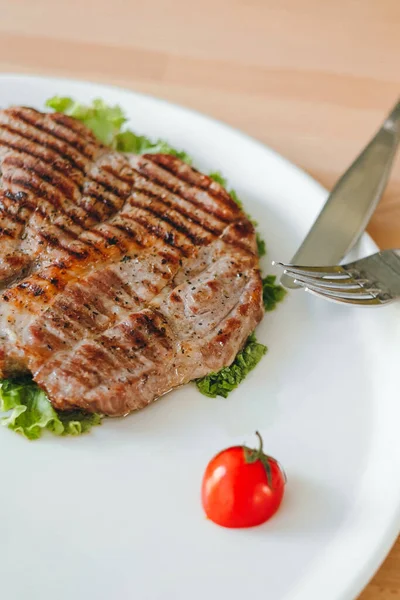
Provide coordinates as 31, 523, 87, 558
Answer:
0, 1, 399, 597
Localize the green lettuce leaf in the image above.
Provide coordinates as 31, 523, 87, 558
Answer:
256, 235, 266, 257
208, 171, 228, 187
195, 333, 267, 398
115, 130, 192, 163
46, 96, 191, 162
46, 96, 126, 147
262, 275, 287, 311
0, 377, 102, 440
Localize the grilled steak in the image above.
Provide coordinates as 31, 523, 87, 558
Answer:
0, 107, 264, 416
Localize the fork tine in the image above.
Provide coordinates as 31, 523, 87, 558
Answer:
302, 286, 385, 306
274, 262, 349, 279
292, 274, 372, 291
295, 279, 379, 298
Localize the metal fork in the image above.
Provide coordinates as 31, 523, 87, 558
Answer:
274, 249, 400, 306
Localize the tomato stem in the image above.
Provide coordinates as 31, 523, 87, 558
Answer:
255, 430, 263, 454
243, 431, 273, 488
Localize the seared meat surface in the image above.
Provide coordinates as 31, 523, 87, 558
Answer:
0, 107, 263, 416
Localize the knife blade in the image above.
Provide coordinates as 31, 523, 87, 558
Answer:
281, 99, 400, 288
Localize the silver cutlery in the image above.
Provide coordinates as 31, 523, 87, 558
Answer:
281, 98, 400, 289
274, 249, 400, 306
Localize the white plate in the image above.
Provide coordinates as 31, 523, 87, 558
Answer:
0, 74, 399, 600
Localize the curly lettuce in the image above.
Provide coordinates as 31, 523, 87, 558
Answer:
46, 96, 192, 163
115, 130, 192, 163
262, 275, 287, 311
46, 96, 126, 147
256, 236, 266, 258
0, 377, 102, 440
195, 333, 267, 398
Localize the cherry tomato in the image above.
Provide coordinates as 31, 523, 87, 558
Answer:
201, 432, 286, 528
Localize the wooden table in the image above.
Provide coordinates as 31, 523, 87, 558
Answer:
0, 0, 399, 596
